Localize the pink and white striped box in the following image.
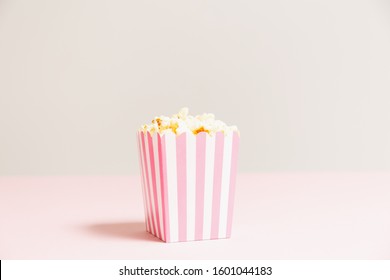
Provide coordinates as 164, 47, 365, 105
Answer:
136, 131, 239, 242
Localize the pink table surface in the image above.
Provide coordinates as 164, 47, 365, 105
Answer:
1, 173, 390, 259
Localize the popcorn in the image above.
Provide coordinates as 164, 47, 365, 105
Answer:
137, 108, 240, 242
140, 108, 239, 135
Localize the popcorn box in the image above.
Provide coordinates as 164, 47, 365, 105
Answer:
136, 131, 239, 242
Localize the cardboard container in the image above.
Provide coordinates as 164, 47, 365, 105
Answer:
137, 130, 239, 242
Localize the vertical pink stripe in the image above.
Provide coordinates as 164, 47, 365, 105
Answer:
140, 132, 157, 236
176, 134, 187, 242
211, 132, 224, 239
139, 132, 152, 233
195, 133, 206, 240
137, 132, 150, 232
227, 132, 240, 237
147, 132, 162, 240
160, 135, 170, 242
158, 134, 167, 242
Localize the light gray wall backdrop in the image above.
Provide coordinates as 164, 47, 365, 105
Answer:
1, 0, 390, 175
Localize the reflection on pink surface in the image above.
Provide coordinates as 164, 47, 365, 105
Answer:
1, 173, 390, 259
85, 222, 160, 242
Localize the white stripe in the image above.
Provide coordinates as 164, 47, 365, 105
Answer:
144, 133, 157, 237
137, 133, 149, 232
165, 132, 178, 242
218, 132, 233, 238
203, 134, 215, 240
153, 133, 164, 241
186, 133, 196, 241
